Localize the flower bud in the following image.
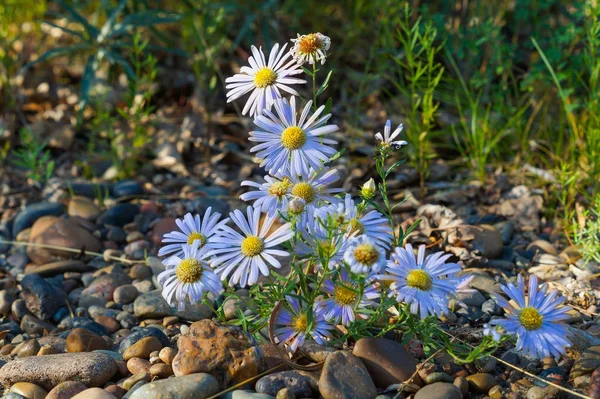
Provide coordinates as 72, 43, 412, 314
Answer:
288, 198, 306, 215
360, 178, 376, 200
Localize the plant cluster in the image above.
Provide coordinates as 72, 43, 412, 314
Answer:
157, 34, 573, 361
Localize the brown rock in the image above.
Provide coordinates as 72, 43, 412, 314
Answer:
172, 319, 265, 388
129, 265, 152, 280
72, 387, 117, 399
151, 218, 177, 246
113, 285, 139, 305
9, 381, 48, 399
150, 363, 173, 378
82, 273, 132, 302
47, 381, 88, 399
127, 357, 152, 374
466, 373, 497, 393
68, 196, 101, 221
18, 339, 41, 358
352, 337, 422, 388
123, 372, 151, 390
30, 216, 59, 239
37, 344, 56, 356
158, 347, 177, 365
27, 218, 102, 265
319, 351, 376, 399
104, 385, 126, 399
123, 336, 162, 361
66, 328, 106, 352
94, 315, 120, 334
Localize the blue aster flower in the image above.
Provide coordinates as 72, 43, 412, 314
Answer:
273, 295, 334, 352
318, 269, 380, 326
343, 235, 386, 275
379, 244, 462, 319
490, 274, 572, 359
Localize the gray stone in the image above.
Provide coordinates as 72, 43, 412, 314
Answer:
12, 202, 65, 237
97, 204, 140, 227
0, 352, 117, 391
255, 371, 313, 397
20, 274, 66, 320
128, 373, 219, 399
414, 382, 462, 399
133, 290, 212, 321
319, 351, 376, 399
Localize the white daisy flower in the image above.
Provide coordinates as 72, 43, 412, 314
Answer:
317, 194, 393, 249
158, 209, 230, 258
249, 96, 338, 178
380, 244, 463, 319
158, 243, 224, 311
375, 120, 407, 150
240, 175, 292, 217
343, 235, 386, 275
208, 206, 293, 287
290, 32, 331, 65
225, 44, 305, 117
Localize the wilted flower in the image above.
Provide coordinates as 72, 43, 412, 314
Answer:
273, 295, 334, 352
375, 120, 407, 150
287, 197, 306, 215
343, 235, 386, 275
380, 244, 462, 319
490, 274, 571, 359
158, 209, 229, 258
158, 243, 223, 311
249, 96, 338, 178
208, 206, 293, 287
225, 44, 305, 117
290, 32, 331, 65
319, 269, 380, 325
360, 178, 377, 200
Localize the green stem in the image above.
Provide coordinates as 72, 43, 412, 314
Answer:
312, 62, 317, 110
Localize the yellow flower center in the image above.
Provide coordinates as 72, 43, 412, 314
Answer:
334, 284, 357, 305
292, 312, 308, 332
298, 34, 323, 55
353, 243, 380, 265
349, 218, 365, 235
254, 67, 277, 88
281, 126, 307, 150
406, 270, 432, 291
518, 307, 543, 331
317, 240, 337, 259
187, 232, 207, 247
291, 182, 316, 203
268, 180, 291, 198
175, 258, 203, 283
241, 235, 264, 257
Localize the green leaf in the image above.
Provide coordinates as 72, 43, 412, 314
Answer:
329, 148, 345, 161
104, 49, 135, 78
301, 66, 314, 77
78, 54, 98, 113
323, 97, 333, 115
98, 0, 127, 42
41, 21, 86, 40
316, 69, 333, 96
21, 44, 91, 72
56, 0, 99, 38
385, 159, 406, 177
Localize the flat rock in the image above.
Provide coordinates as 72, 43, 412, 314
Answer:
24, 260, 91, 277
128, 373, 219, 399
319, 351, 377, 399
352, 337, 421, 388
0, 352, 117, 390
12, 202, 65, 237
255, 371, 313, 397
414, 382, 462, 399
133, 290, 212, 321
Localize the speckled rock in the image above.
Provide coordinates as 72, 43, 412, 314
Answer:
414, 382, 462, 399
128, 373, 219, 399
0, 352, 117, 390
319, 351, 377, 399
172, 320, 265, 388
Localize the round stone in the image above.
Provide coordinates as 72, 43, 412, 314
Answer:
123, 337, 163, 361
414, 382, 462, 399
46, 381, 88, 399
9, 382, 48, 399
66, 328, 106, 352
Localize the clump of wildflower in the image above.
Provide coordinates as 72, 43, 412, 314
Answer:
158, 243, 223, 311
225, 44, 305, 117
380, 244, 463, 319
158, 209, 229, 258
249, 96, 338, 178
290, 33, 331, 65
273, 295, 333, 352
375, 120, 407, 150
318, 269, 380, 325
208, 206, 293, 287
490, 274, 571, 359
343, 235, 386, 275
